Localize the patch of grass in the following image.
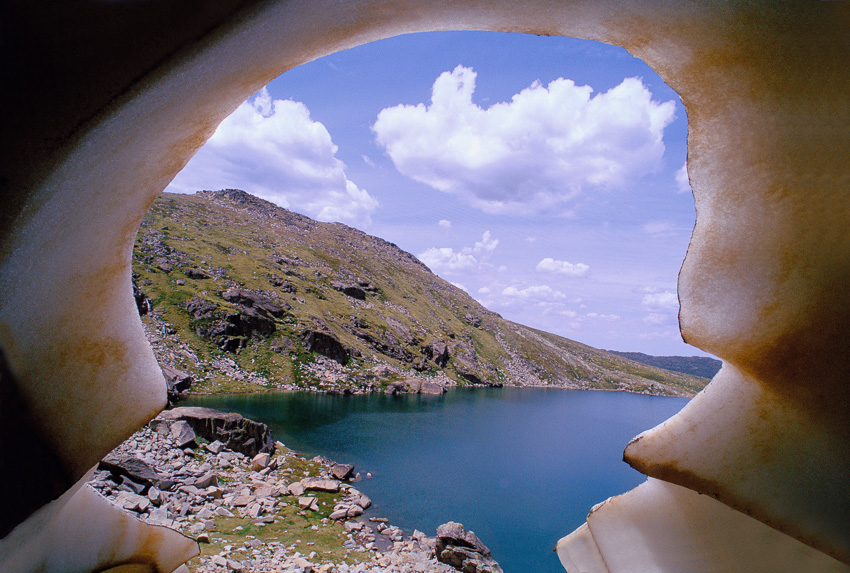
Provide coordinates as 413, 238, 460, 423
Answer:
187, 502, 370, 571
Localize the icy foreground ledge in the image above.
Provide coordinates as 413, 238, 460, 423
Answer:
1, 1, 849, 571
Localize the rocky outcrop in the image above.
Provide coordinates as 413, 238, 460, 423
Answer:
422, 341, 450, 367
435, 522, 503, 573
184, 268, 209, 280
302, 330, 350, 365
332, 281, 367, 300
161, 364, 193, 403
186, 289, 289, 352
153, 407, 274, 457
221, 287, 288, 318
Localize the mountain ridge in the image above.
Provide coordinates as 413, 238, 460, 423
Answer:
133, 190, 708, 398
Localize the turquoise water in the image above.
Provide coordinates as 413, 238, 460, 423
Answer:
183, 388, 687, 573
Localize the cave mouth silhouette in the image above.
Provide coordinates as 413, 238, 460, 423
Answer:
1, 2, 848, 571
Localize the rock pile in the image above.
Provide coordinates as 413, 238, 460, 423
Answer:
87, 409, 491, 573
435, 522, 504, 573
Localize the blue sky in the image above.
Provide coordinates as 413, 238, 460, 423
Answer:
166, 31, 707, 357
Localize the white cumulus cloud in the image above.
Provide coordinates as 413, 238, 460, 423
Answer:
536, 257, 589, 276
438, 219, 452, 229
417, 247, 478, 272
502, 284, 566, 301
166, 88, 378, 226
642, 291, 679, 310
417, 231, 499, 274
675, 162, 691, 194
373, 66, 676, 215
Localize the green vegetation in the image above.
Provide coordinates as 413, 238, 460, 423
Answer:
134, 190, 709, 398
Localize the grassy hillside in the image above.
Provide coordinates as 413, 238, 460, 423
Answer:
605, 351, 721, 380
133, 191, 708, 397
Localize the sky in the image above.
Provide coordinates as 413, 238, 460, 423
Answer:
166, 31, 709, 357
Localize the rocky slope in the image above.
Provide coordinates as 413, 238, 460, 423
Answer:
133, 190, 708, 398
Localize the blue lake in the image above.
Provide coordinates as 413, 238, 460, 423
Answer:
183, 388, 687, 573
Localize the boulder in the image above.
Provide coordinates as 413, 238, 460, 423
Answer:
161, 364, 193, 402
156, 407, 274, 457
222, 287, 287, 317
184, 268, 209, 280
301, 477, 341, 493
421, 341, 450, 367
436, 522, 503, 573
194, 472, 218, 489
331, 281, 366, 300
205, 440, 225, 454
286, 482, 305, 497
251, 452, 271, 471
330, 463, 355, 481
298, 497, 319, 511
185, 297, 219, 320
170, 420, 196, 449
420, 380, 446, 395
98, 454, 165, 491
302, 330, 349, 365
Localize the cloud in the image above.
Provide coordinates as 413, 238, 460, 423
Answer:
474, 230, 499, 255
438, 219, 452, 229
675, 162, 691, 194
501, 284, 566, 301
536, 257, 589, 276
417, 231, 498, 274
373, 66, 676, 215
166, 88, 378, 226
586, 312, 620, 321
417, 247, 478, 272
642, 221, 682, 238
642, 291, 679, 310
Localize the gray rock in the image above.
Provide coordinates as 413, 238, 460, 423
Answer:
331, 281, 367, 300
422, 341, 450, 367
251, 452, 271, 471
98, 454, 166, 491
420, 380, 446, 395
161, 364, 193, 402
298, 497, 319, 511
156, 407, 274, 457
184, 268, 209, 280
302, 330, 350, 365
205, 440, 225, 454
435, 522, 503, 573
331, 463, 355, 481
301, 477, 341, 493
194, 472, 218, 489
170, 420, 196, 449
287, 482, 305, 496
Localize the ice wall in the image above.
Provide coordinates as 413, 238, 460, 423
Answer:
1, 1, 847, 571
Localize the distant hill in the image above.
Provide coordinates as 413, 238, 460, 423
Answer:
605, 351, 721, 380
133, 190, 709, 398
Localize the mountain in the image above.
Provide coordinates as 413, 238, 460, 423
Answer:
132, 190, 709, 398
605, 351, 721, 380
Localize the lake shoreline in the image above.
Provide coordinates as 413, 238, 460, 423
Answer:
181, 387, 690, 573
90, 406, 501, 573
